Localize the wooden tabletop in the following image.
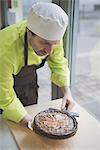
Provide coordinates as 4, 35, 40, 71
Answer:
3, 99, 100, 150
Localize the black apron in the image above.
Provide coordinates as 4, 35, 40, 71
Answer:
13, 32, 48, 106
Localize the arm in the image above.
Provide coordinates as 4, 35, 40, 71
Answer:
47, 40, 75, 111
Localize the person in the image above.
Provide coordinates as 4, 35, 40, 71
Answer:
0, 2, 75, 127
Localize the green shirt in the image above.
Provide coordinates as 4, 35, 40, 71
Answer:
0, 21, 70, 123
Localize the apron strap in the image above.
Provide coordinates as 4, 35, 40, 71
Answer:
24, 31, 28, 66
37, 55, 48, 69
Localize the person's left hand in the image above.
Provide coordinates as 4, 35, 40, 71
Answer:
61, 87, 75, 111
61, 95, 75, 111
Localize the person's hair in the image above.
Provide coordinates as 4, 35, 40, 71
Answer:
26, 27, 36, 36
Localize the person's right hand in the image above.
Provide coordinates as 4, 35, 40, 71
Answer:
19, 114, 32, 127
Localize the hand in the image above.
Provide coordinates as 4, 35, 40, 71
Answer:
61, 87, 75, 111
61, 95, 75, 111
19, 114, 32, 127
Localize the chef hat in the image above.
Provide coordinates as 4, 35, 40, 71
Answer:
27, 2, 68, 41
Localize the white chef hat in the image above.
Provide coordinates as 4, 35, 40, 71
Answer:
27, 2, 68, 41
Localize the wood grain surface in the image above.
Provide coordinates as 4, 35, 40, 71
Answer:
6, 99, 100, 150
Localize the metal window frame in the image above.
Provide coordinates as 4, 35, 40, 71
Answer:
0, 0, 9, 29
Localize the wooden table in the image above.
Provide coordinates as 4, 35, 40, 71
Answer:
1, 99, 100, 150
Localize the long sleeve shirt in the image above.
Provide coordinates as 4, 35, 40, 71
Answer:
0, 21, 70, 123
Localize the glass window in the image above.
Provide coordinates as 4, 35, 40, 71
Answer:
73, 0, 100, 121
